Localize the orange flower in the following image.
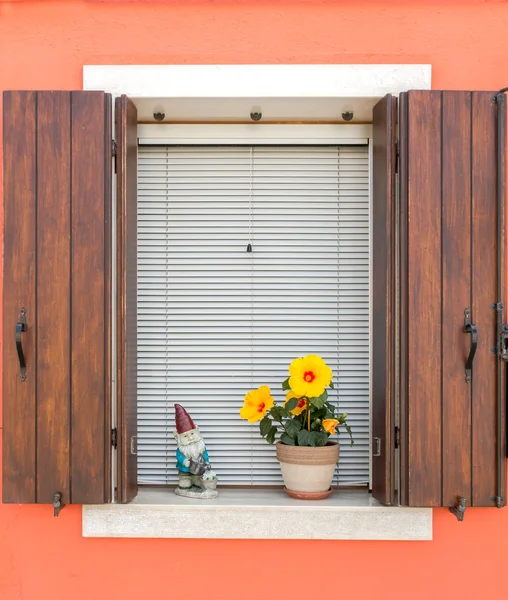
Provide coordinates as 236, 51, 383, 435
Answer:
322, 419, 340, 435
284, 390, 308, 415
288, 354, 333, 398
240, 386, 275, 423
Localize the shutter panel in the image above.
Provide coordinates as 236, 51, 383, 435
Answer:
2, 91, 112, 504
397, 90, 506, 508
116, 95, 138, 503
371, 94, 397, 505
137, 144, 370, 487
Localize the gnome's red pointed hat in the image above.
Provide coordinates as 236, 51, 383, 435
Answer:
175, 404, 196, 433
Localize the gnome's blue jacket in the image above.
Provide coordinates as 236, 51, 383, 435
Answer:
176, 448, 209, 473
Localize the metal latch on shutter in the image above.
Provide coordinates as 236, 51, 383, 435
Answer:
130, 436, 137, 455
111, 427, 118, 449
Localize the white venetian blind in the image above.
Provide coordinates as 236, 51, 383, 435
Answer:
137, 144, 369, 486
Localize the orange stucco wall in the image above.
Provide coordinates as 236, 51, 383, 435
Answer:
2, 1, 508, 599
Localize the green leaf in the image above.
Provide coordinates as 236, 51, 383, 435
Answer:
259, 416, 272, 437
329, 380, 335, 390
266, 425, 278, 445
279, 406, 291, 418
297, 429, 311, 446
282, 377, 291, 391
313, 431, 329, 447
307, 431, 318, 446
280, 433, 296, 445
284, 419, 302, 437
285, 397, 299, 412
308, 389, 328, 409
270, 406, 284, 423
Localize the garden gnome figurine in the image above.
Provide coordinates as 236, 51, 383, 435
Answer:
173, 403, 218, 499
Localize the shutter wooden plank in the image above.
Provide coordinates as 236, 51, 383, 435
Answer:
441, 91, 472, 507
371, 94, 396, 505
2, 91, 37, 503
70, 92, 112, 504
406, 91, 442, 506
398, 92, 409, 507
36, 92, 71, 503
104, 95, 113, 502
116, 95, 138, 503
471, 91, 506, 506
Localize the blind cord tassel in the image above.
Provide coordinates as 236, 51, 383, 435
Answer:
246, 243, 252, 252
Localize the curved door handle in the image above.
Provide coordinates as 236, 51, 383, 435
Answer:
16, 308, 27, 382
464, 308, 477, 383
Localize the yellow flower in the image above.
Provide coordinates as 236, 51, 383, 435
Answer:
322, 419, 340, 435
240, 386, 275, 423
288, 354, 333, 398
284, 390, 308, 416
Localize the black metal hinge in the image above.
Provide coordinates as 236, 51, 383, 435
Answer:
112, 139, 117, 174
395, 139, 400, 174
111, 427, 118, 449
394, 426, 400, 449
490, 303, 508, 360
450, 497, 467, 521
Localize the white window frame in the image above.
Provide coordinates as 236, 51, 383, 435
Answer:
82, 64, 432, 540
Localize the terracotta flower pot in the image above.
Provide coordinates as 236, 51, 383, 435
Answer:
275, 440, 339, 498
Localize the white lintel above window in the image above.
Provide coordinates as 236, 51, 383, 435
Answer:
84, 64, 431, 123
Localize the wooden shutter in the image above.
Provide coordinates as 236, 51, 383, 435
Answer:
2, 91, 112, 504
371, 94, 397, 505
116, 95, 138, 503
372, 90, 506, 510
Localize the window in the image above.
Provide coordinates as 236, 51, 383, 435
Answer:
137, 142, 370, 487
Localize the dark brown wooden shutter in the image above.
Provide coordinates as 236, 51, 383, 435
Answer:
371, 94, 397, 505
2, 91, 112, 505
397, 90, 506, 508
115, 95, 138, 503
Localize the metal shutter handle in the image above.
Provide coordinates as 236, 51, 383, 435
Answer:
16, 308, 27, 382
464, 308, 477, 383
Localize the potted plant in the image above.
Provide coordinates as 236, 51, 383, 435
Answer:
239, 354, 354, 499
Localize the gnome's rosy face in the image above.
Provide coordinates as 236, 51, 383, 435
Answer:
177, 427, 201, 446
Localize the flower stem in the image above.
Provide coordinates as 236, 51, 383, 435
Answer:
307, 406, 311, 432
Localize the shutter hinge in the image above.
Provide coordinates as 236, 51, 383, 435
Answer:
395, 139, 400, 174
450, 497, 467, 521
112, 139, 117, 174
394, 426, 400, 449
111, 427, 118, 449
53, 492, 65, 517
490, 303, 508, 361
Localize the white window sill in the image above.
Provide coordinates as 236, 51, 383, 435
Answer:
82, 488, 432, 540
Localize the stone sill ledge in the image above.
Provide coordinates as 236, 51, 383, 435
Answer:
83, 488, 432, 540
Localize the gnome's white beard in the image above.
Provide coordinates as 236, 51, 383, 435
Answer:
178, 438, 206, 460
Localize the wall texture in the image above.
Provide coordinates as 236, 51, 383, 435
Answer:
1, 1, 508, 599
